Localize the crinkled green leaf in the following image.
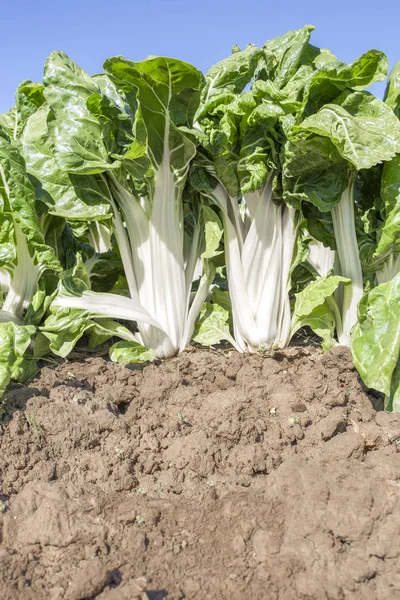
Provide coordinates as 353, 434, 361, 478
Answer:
201, 45, 263, 104
201, 205, 223, 259
294, 303, 338, 351
291, 275, 350, 349
293, 275, 350, 318
283, 137, 348, 212
305, 50, 388, 114
20, 105, 113, 220
210, 287, 232, 316
259, 25, 315, 89
0, 130, 60, 319
0, 80, 45, 140
351, 273, 400, 403
375, 155, 400, 259
88, 318, 137, 350
33, 332, 51, 359
0, 322, 36, 395
41, 308, 96, 357
238, 100, 283, 193
296, 92, 400, 170
105, 55, 203, 174
192, 302, 233, 347
109, 340, 154, 364
44, 51, 121, 174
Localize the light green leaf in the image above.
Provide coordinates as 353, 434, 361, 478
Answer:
260, 25, 315, 89
0, 322, 35, 396
201, 45, 263, 103
109, 340, 154, 364
20, 105, 113, 221
375, 154, 400, 259
351, 273, 400, 404
296, 92, 400, 170
293, 275, 350, 317
291, 275, 350, 349
40, 308, 96, 357
0, 130, 60, 320
105, 56, 203, 172
210, 287, 232, 316
44, 51, 120, 174
0, 79, 45, 140
201, 205, 223, 259
193, 302, 233, 347
88, 318, 137, 350
305, 50, 388, 114
283, 136, 348, 212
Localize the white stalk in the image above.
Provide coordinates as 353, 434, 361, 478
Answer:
276, 206, 297, 347
2, 224, 41, 319
331, 174, 363, 346
52, 291, 166, 331
222, 203, 261, 350
0, 268, 10, 295
87, 221, 112, 254
148, 119, 186, 352
243, 179, 282, 344
308, 240, 335, 277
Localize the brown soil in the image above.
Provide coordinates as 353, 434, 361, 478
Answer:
0, 346, 400, 600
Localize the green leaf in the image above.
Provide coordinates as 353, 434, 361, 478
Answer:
375, 155, 400, 259
351, 273, 400, 403
40, 308, 96, 357
296, 92, 400, 170
293, 275, 350, 318
20, 105, 113, 221
44, 51, 121, 174
0, 79, 45, 140
109, 340, 154, 364
0, 130, 60, 319
291, 275, 350, 349
201, 205, 223, 259
201, 45, 263, 103
283, 137, 348, 212
294, 303, 338, 351
384, 61, 400, 117
0, 322, 35, 396
260, 25, 315, 89
305, 50, 388, 114
210, 287, 232, 316
192, 302, 233, 347
88, 318, 137, 350
105, 56, 203, 170
33, 332, 51, 359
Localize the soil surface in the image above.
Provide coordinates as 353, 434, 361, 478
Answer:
1, 346, 400, 600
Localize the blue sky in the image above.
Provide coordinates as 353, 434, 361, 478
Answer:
1, 0, 399, 112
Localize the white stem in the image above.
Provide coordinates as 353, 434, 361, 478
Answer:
223, 209, 261, 349
2, 224, 41, 319
308, 241, 335, 277
331, 175, 363, 346
276, 206, 297, 347
87, 222, 112, 254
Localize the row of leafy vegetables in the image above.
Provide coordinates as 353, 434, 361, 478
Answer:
0, 25, 399, 409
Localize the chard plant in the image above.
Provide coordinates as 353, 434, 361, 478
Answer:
0, 26, 399, 409
19, 52, 224, 360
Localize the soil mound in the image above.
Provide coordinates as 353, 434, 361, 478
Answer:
1, 346, 399, 599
